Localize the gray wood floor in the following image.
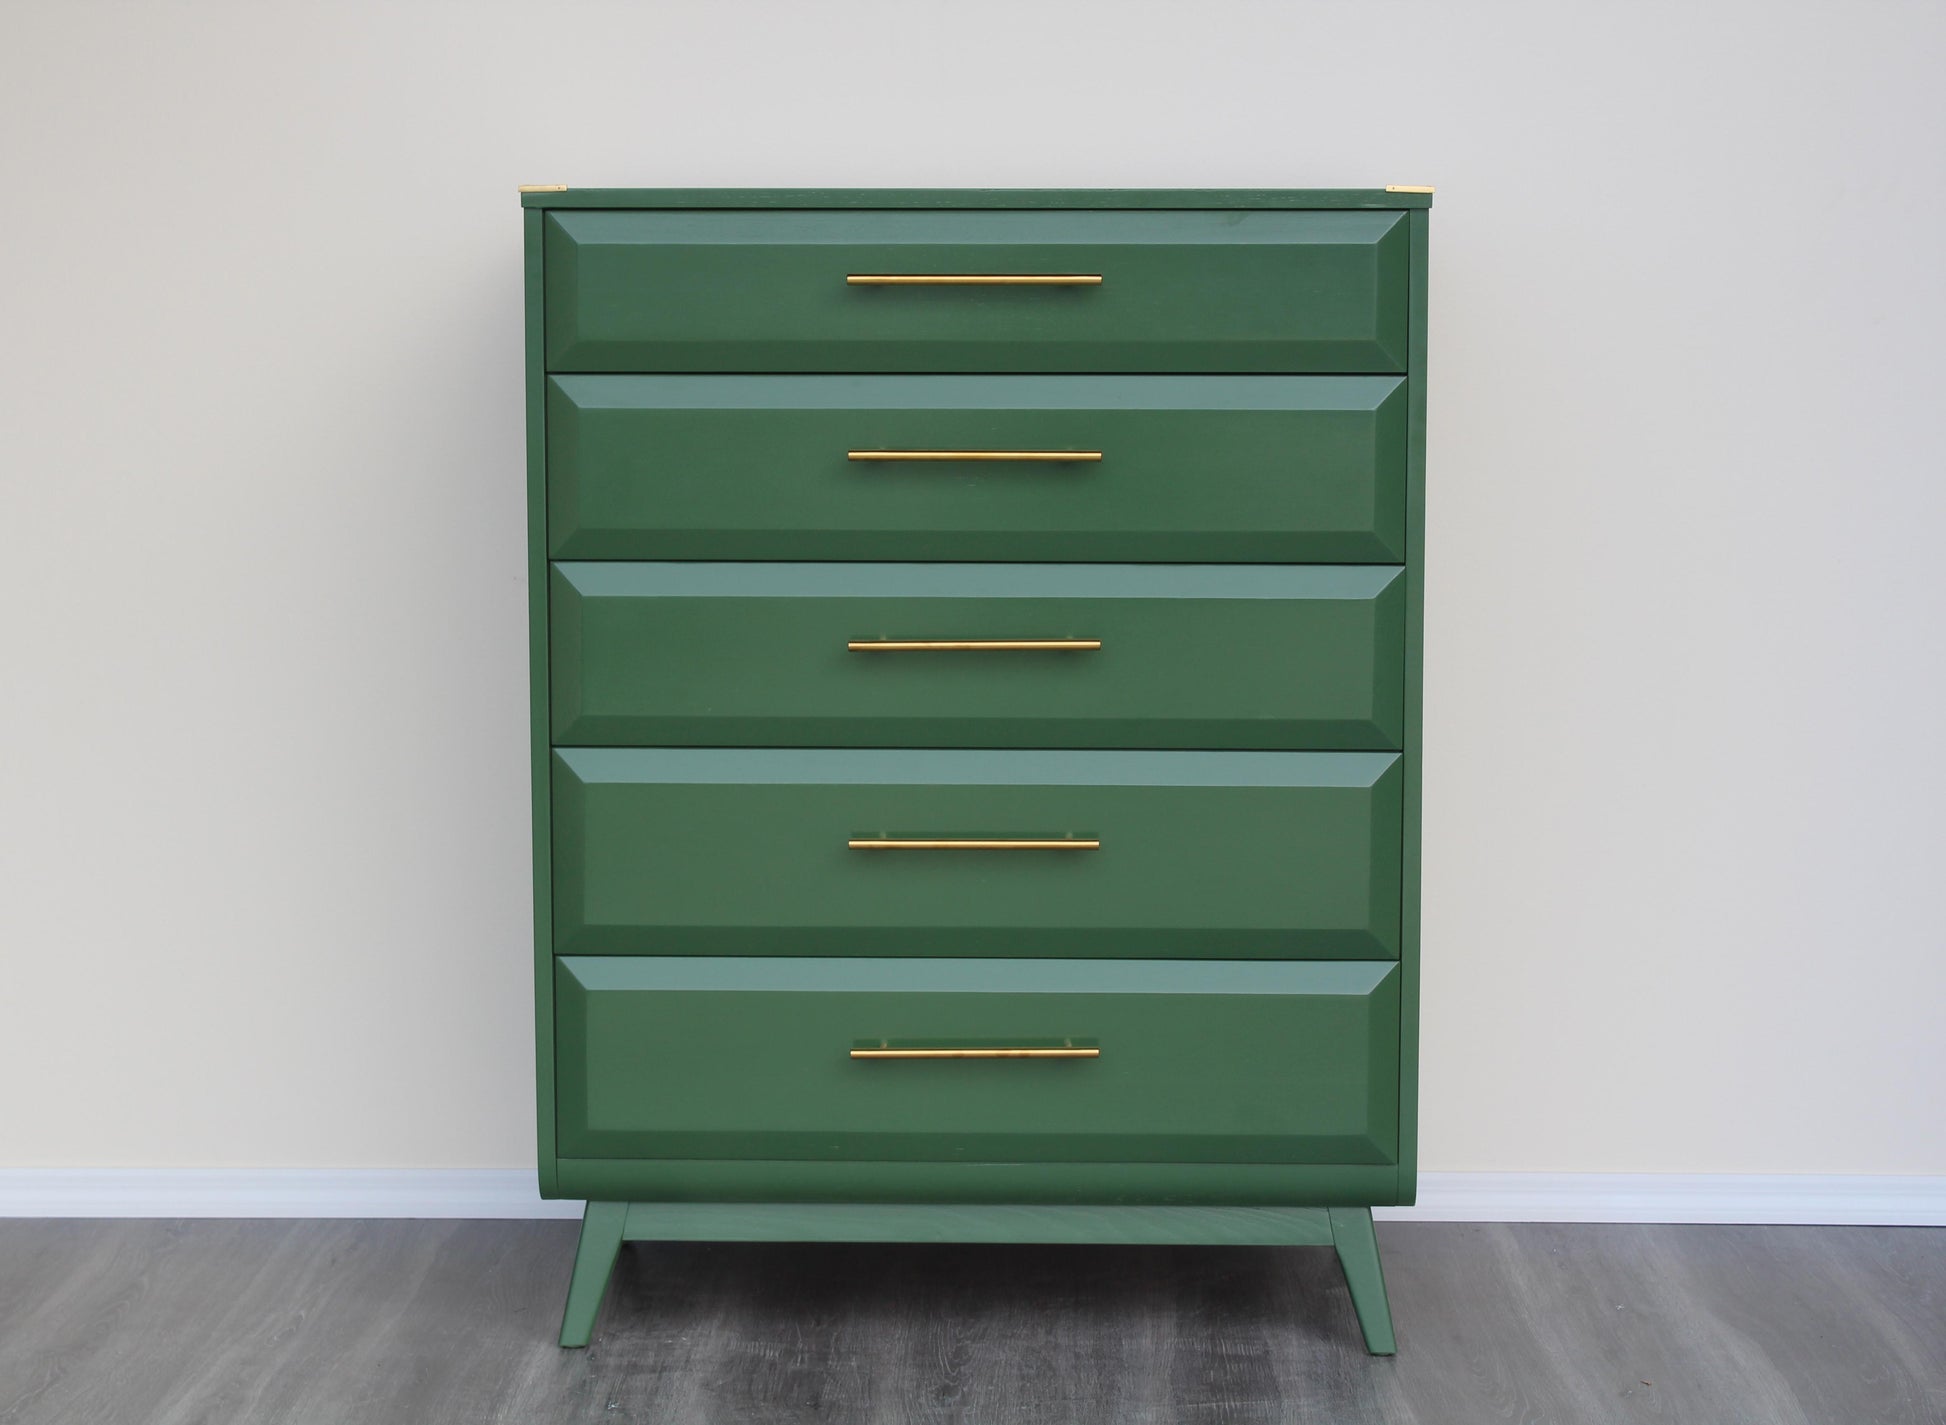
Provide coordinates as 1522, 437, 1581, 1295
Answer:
1, 1220, 1941, 1424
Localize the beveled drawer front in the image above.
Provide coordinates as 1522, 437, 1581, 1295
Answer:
544, 210, 1408, 374
553, 748, 1402, 959
547, 375, 1406, 562
550, 563, 1405, 750
556, 956, 1400, 1165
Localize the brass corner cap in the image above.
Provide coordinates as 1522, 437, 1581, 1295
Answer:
519, 184, 569, 194
1385, 184, 1435, 194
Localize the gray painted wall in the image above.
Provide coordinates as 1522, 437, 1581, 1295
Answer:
1, 0, 1941, 1175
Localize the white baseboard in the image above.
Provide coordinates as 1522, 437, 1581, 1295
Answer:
0, 1170, 583, 1220
0, 1169, 1940, 1225
1379, 1173, 1946, 1226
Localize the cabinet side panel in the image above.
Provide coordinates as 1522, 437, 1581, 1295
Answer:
527, 206, 559, 1197
1396, 207, 1429, 1204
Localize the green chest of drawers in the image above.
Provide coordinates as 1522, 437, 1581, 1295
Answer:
522, 187, 1430, 1352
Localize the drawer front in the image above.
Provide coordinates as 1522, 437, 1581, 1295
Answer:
551, 563, 1404, 750
553, 748, 1401, 959
547, 375, 1406, 562
544, 210, 1408, 373
556, 956, 1400, 1165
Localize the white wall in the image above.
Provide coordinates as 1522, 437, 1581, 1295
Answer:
2, 0, 1942, 1178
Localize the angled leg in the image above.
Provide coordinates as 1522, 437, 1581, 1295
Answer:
559, 1200, 628, 1347
1327, 1206, 1397, 1355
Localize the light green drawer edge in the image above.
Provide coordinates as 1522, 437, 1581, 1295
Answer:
563, 955, 1392, 997
553, 746, 1399, 787
550, 372, 1406, 411
553, 1157, 1402, 1206
619, 1202, 1333, 1245
553, 562, 1402, 600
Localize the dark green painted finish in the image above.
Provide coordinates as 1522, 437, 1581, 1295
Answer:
619, 1202, 1335, 1245
522, 190, 1422, 1355
554, 1157, 1404, 1207
550, 563, 1405, 750
1329, 1206, 1398, 1354
523, 209, 557, 1199
558, 1201, 625, 1347
521, 187, 1433, 210
544, 210, 1409, 374
556, 957, 1399, 1165
552, 749, 1402, 959
1396, 207, 1430, 1209
546, 375, 1407, 563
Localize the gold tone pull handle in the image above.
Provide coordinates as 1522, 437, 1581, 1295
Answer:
851, 1042, 1100, 1060
847, 639, 1101, 653
847, 838, 1100, 851
848, 450, 1102, 463
846, 274, 1102, 286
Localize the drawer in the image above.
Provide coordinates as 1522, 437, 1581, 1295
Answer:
546, 375, 1406, 562
544, 210, 1408, 374
556, 956, 1400, 1165
552, 748, 1401, 959
550, 563, 1405, 750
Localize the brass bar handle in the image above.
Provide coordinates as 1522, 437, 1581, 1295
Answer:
851, 1045, 1101, 1060
847, 838, 1100, 851
848, 450, 1102, 463
847, 639, 1101, 653
846, 274, 1102, 286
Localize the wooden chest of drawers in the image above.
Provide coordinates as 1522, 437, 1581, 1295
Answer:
522, 187, 1430, 1353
